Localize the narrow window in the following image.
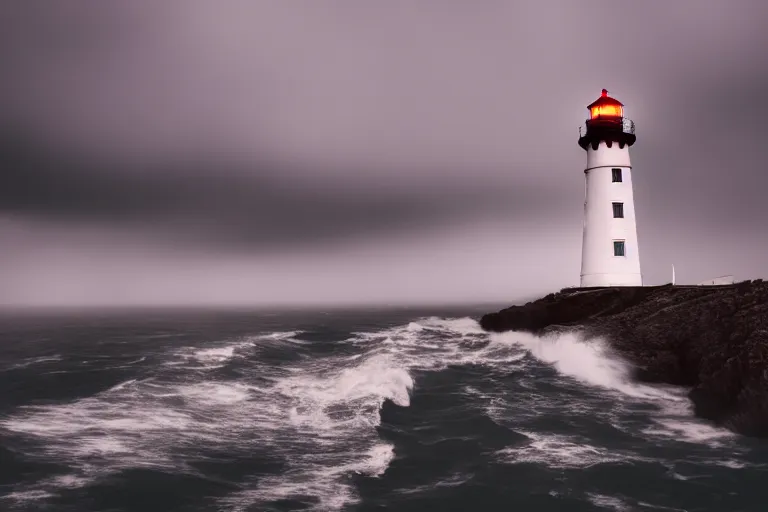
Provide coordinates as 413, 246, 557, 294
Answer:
613, 240, 625, 257
612, 202, 624, 218
612, 168, 622, 182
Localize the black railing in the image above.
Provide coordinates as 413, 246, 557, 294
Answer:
579, 117, 635, 137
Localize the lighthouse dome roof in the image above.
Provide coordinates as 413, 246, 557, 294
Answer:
587, 89, 624, 109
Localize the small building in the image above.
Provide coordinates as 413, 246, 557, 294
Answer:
697, 276, 735, 286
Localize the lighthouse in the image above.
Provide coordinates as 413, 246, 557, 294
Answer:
578, 89, 642, 287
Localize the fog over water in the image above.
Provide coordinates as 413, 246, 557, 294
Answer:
1, 1, 767, 307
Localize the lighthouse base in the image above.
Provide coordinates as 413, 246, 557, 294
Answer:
580, 273, 642, 288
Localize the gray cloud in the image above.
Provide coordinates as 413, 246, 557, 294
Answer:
1, 1, 767, 305
0, 135, 567, 250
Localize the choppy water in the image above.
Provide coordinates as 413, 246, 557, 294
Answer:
0, 307, 766, 511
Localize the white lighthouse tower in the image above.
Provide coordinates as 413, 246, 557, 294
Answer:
578, 89, 642, 287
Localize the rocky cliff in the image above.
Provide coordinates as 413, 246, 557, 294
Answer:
480, 281, 768, 437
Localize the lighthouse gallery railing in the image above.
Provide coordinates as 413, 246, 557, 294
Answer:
579, 118, 635, 137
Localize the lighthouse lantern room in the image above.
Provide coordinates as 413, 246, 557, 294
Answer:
578, 89, 642, 287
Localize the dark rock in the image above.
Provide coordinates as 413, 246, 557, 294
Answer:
479, 281, 768, 437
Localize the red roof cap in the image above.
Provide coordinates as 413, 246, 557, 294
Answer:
587, 89, 624, 109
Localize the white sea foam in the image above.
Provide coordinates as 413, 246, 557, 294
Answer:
107, 378, 139, 392
353, 316, 524, 371
499, 431, 635, 469
637, 502, 688, 511
0, 317, 749, 510
588, 493, 633, 511
192, 345, 237, 363
5, 355, 63, 371
488, 329, 744, 450
225, 442, 396, 512
219, 353, 412, 509
630, 393, 738, 448
0, 327, 415, 511
280, 352, 413, 433
490, 330, 683, 401
0, 490, 54, 503
705, 458, 748, 469
49, 474, 93, 488
183, 331, 301, 366
396, 472, 473, 496
181, 381, 254, 405
642, 417, 736, 447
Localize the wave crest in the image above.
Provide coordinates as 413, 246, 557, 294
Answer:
490, 330, 683, 400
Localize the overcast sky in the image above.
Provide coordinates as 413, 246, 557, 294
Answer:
1, 1, 767, 307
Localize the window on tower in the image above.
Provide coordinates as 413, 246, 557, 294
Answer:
612, 202, 624, 218
612, 168, 622, 182
613, 241, 625, 257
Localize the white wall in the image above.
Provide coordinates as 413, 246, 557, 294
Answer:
580, 141, 642, 287
696, 275, 735, 286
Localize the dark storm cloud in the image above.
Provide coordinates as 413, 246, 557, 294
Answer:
1, 1, 768, 305
0, 136, 562, 249
0, 1, 584, 250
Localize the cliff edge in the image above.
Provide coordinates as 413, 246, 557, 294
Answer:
480, 281, 768, 437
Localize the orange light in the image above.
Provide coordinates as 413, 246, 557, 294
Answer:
590, 104, 623, 118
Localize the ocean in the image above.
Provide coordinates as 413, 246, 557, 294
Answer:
0, 306, 766, 511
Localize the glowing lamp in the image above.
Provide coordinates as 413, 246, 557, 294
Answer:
590, 104, 623, 119
588, 89, 624, 119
